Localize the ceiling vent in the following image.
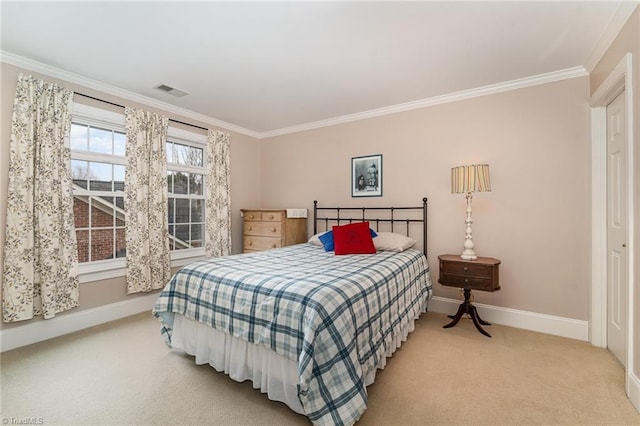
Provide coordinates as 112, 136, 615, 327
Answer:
154, 84, 189, 98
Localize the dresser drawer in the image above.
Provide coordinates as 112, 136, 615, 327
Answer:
243, 221, 283, 237
440, 273, 496, 292
243, 236, 282, 251
243, 211, 263, 221
260, 211, 283, 222
243, 210, 283, 222
440, 261, 493, 278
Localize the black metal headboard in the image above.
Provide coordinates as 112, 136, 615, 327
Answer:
313, 198, 428, 256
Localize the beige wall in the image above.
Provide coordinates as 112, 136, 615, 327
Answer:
0, 62, 262, 331
260, 77, 591, 320
589, 5, 640, 383
0, 22, 627, 344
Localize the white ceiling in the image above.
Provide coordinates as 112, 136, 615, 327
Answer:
1, 1, 637, 137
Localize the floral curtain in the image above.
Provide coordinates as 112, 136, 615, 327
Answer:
124, 107, 171, 294
2, 74, 79, 322
205, 129, 231, 257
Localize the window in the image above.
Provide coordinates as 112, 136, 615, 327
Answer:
70, 106, 127, 265
166, 130, 207, 251
71, 104, 207, 282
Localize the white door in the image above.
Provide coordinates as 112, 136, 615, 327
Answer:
606, 91, 627, 367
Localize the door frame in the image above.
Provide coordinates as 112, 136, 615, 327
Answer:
590, 53, 636, 400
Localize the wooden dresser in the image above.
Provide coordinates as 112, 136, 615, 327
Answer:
241, 209, 307, 253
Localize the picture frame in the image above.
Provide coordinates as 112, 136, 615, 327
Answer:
352, 154, 383, 197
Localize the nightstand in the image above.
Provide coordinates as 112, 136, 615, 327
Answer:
438, 254, 501, 337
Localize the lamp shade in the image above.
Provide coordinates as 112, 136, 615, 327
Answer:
451, 164, 491, 194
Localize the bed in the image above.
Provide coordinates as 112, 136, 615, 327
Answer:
152, 199, 433, 425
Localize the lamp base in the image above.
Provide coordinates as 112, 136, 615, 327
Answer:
460, 251, 478, 261
460, 192, 477, 261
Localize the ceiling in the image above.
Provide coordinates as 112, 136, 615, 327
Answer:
1, 1, 637, 137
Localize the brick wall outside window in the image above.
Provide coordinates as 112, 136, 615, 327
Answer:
73, 198, 125, 262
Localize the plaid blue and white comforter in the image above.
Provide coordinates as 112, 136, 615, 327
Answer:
152, 243, 432, 426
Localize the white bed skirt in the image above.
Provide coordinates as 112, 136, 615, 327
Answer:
170, 301, 427, 416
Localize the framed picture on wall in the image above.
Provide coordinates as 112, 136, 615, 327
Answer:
352, 154, 382, 197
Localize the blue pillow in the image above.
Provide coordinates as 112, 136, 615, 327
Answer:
318, 228, 377, 252
318, 231, 335, 251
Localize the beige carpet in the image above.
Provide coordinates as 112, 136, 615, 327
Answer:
2, 311, 639, 425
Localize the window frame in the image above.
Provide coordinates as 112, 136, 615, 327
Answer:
71, 104, 207, 284
166, 127, 207, 254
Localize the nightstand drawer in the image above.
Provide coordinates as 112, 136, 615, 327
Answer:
437, 254, 501, 293
243, 236, 282, 251
440, 273, 497, 292
440, 262, 493, 278
243, 221, 283, 237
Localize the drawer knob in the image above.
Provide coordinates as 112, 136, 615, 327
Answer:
249, 215, 254, 219
463, 267, 468, 272
248, 241, 253, 246
271, 227, 276, 232
464, 278, 469, 284
272, 244, 276, 248
248, 226, 252, 231
269, 215, 274, 219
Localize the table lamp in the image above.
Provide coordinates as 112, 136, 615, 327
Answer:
451, 164, 491, 260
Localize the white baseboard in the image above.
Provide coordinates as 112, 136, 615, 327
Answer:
629, 372, 640, 413
0, 293, 158, 352
0, 294, 592, 351
428, 296, 589, 341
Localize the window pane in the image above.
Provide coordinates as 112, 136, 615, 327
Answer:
89, 127, 113, 154
189, 174, 203, 195
168, 198, 175, 224
89, 162, 113, 191
168, 225, 175, 250
115, 197, 125, 226
114, 165, 125, 192
166, 142, 173, 163
175, 225, 189, 249
70, 124, 88, 151
189, 146, 203, 167
71, 160, 89, 188
113, 131, 126, 156
91, 198, 114, 228
174, 143, 189, 165
175, 199, 189, 223
76, 230, 89, 263
173, 172, 188, 194
167, 171, 174, 194
191, 199, 203, 222
190, 224, 203, 248
73, 197, 89, 229
115, 228, 126, 258
91, 229, 114, 261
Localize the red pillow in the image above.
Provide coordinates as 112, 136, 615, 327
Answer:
332, 222, 376, 255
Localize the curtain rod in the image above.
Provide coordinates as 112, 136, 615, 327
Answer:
74, 92, 209, 132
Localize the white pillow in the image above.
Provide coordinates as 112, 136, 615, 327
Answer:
373, 232, 416, 252
308, 231, 328, 246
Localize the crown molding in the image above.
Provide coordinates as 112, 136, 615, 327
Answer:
2, 50, 588, 140
584, 1, 639, 73
0, 50, 261, 139
260, 66, 588, 138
